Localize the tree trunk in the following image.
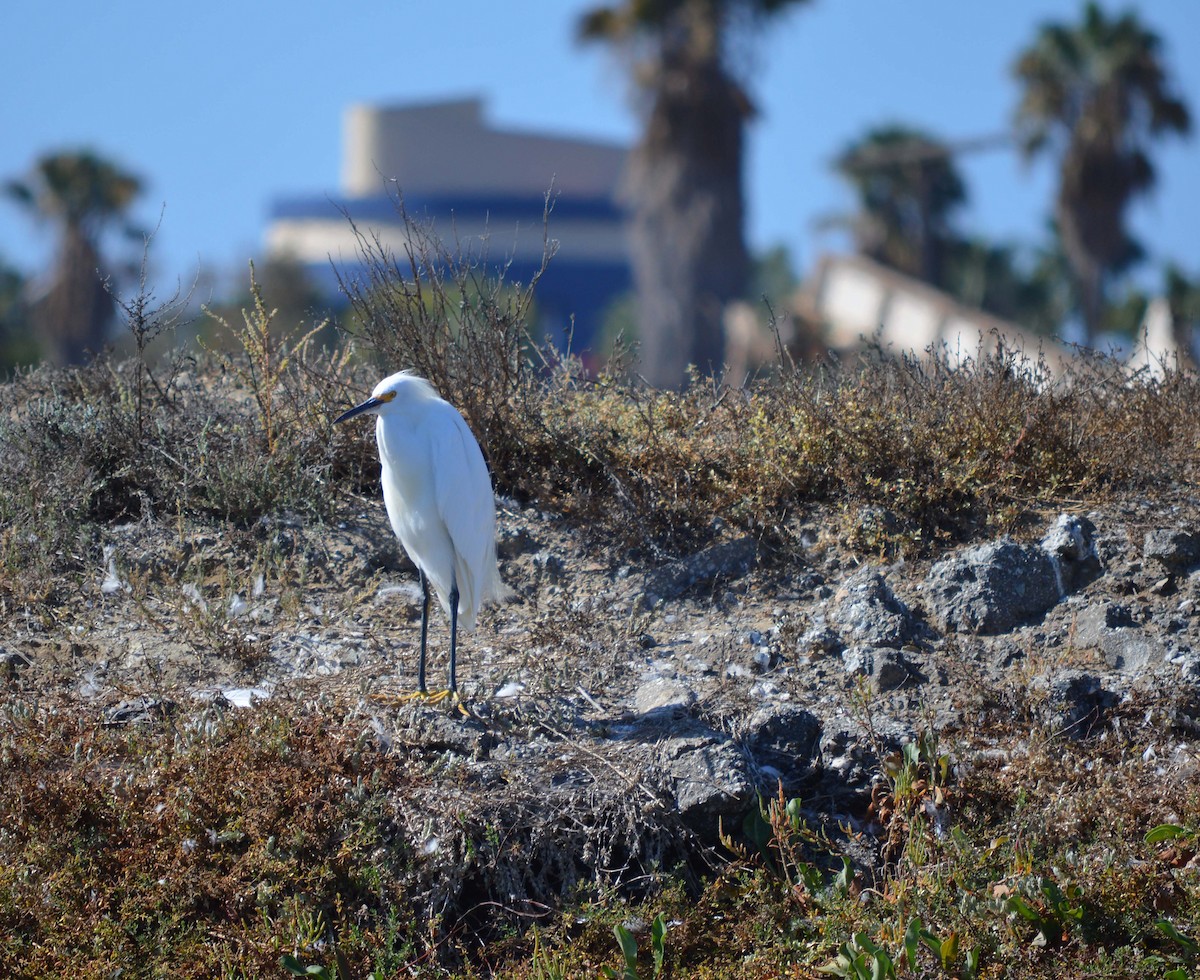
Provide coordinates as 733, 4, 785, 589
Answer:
35, 226, 113, 365
624, 57, 750, 388
1056, 144, 1138, 346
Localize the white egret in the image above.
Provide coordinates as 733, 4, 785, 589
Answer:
335, 371, 508, 700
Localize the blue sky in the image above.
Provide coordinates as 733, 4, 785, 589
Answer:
3, 0, 1198, 298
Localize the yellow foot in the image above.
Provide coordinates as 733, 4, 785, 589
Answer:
368, 688, 471, 715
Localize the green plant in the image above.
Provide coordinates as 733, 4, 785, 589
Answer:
601, 913, 668, 979
529, 928, 571, 980
1152, 918, 1200, 979
280, 952, 374, 980
280, 954, 333, 979
726, 783, 850, 902
1145, 822, 1199, 849
819, 932, 897, 979
903, 916, 980, 978
1002, 877, 1085, 947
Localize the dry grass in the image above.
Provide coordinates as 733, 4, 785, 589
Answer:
1, 697, 1197, 977
0, 696, 426, 978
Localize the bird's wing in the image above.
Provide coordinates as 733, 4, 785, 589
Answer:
430, 406, 496, 619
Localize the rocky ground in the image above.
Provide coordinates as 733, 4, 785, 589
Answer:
7, 484, 1200, 924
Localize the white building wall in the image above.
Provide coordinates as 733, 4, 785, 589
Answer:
802, 252, 1073, 373
267, 215, 629, 267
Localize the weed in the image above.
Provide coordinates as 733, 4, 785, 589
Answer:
819, 931, 897, 979
601, 913, 667, 979
204, 260, 327, 456
336, 191, 548, 471
727, 783, 851, 906
903, 915, 980, 978
528, 928, 571, 980
106, 213, 196, 442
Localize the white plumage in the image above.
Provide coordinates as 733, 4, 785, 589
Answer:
335, 370, 507, 695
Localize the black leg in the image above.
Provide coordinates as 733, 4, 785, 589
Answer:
418, 570, 430, 694
447, 579, 460, 694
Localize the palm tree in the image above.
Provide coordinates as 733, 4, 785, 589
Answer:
1013, 2, 1190, 344
942, 236, 1070, 336
6, 150, 142, 364
0, 259, 37, 373
578, 0, 812, 388
834, 125, 968, 289
1164, 263, 1200, 360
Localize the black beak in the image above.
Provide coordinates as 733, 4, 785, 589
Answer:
334, 397, 383, 424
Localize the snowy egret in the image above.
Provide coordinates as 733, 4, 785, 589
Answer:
335, 371, 508, 700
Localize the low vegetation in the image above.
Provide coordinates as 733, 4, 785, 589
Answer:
2, 221, 1199, 976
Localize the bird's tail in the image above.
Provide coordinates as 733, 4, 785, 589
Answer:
454, 540, 512, 630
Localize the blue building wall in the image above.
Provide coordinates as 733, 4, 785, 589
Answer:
268, 191, 632, 354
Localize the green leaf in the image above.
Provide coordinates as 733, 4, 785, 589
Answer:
834, 855, 854, 897
939, 931, 959, 969
742, 803, 774, 865
650, 913, 667, 975
903, 917, 921, 969
279, 955, 330, 979
1005, 895, 1043, 923
1156, 918, 1200, 955
613, 922, 639, 976
869, 948, 894, 980
1145, 823, 1190, 844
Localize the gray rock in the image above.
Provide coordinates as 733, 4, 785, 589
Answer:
531, 550, 567, 584
1144, 528, 1200, 573
925, 538, 1061, 634
1040, 513, 1103, 593
1177, 653, 1200, 684
640, 537, 757, 607
658, 733, 754, 841
1, 647, 32, 678
1074, 602, 1164, 674
633, 676, 697, 715
397, 710, 495, 761
104, 696, 177, 727
1031, 670, 1119, 738
496, 525, 539, 559
1100, 631, 1165, 674
1074, 602, 1137, 640
841, 646, 917, 692
745, 704, 822, 789
829, 567, 918, 648
817, 718, 916, 799
797, 623, 843, 657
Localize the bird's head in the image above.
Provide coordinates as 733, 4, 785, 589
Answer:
334, 371, 436, 424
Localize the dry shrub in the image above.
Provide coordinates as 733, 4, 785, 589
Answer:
0, 701, 424, 977
0, 699, 704, 976
492, 339, 1200, 559
335, 192, 552, 475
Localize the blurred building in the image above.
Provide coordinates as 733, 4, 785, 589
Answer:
266, 97, 632, 350
795, 252, 1073, 373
